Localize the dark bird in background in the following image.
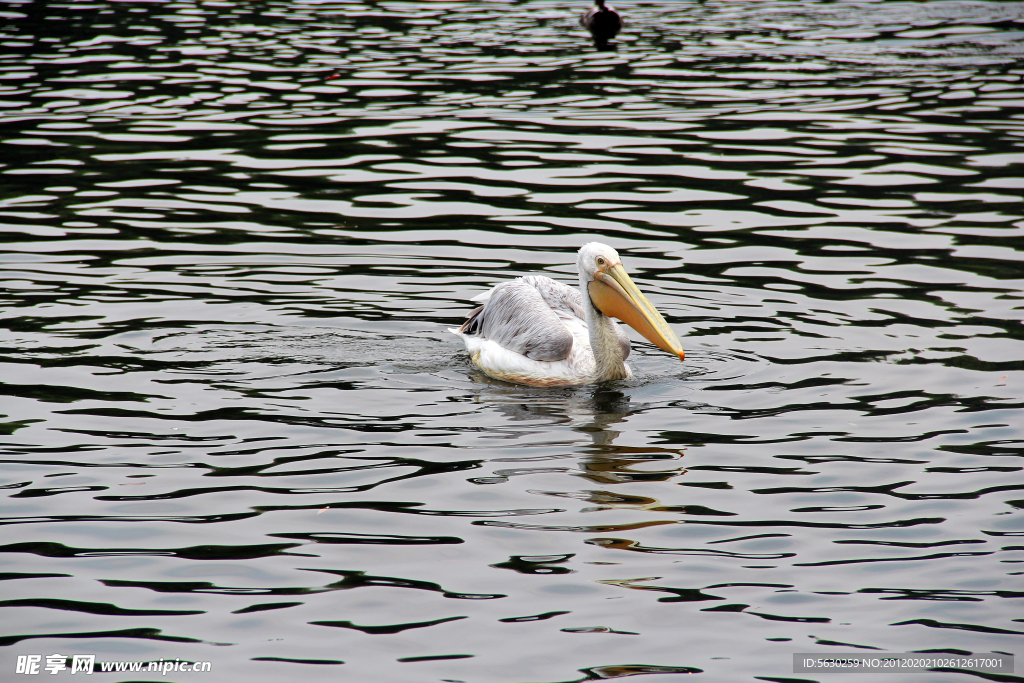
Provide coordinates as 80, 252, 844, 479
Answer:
580, 0, 622, 47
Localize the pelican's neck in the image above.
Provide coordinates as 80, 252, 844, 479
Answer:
595, 0, 606, 7
579, 276, 628, 381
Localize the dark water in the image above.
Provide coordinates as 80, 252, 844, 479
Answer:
1, 0, 1023, 681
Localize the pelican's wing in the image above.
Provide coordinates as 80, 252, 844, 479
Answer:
521, 275, 631, 360
459, 277, 580, 362
458, 275, 630, 363
470, 276, 583, 313
527, 275, 631, 361
521, 275, 587, 321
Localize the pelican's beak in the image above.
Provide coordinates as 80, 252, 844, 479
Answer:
588, 262, 685, 361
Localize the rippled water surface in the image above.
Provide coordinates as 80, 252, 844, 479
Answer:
2, 0, 1023, 681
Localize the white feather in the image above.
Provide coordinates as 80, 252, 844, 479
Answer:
450, 315, 629, 387
470, 287, 496, 303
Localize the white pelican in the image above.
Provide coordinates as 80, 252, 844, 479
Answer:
580, 0, 622, 46
451, 243, 684, 387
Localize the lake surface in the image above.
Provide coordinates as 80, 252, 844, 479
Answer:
1, 0, 1023, 681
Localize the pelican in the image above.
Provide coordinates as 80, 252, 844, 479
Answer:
580, 0, 622, 46
450, 243, 684, 387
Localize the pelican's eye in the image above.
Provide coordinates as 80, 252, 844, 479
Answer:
596, 256, 606, 267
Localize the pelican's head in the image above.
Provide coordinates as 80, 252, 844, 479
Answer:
578, 242, 685, 362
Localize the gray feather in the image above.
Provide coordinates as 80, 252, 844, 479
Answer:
461, 277, 572, 361
460, 275, 631, 362
520, 275, 586, 321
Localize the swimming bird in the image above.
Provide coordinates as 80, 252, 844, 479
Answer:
451, 243, 684, 387
580, 0, 622, 46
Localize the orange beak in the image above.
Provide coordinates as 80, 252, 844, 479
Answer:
587, 262, 684, 361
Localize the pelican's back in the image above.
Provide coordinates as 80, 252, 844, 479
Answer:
456, 276, 582, 362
